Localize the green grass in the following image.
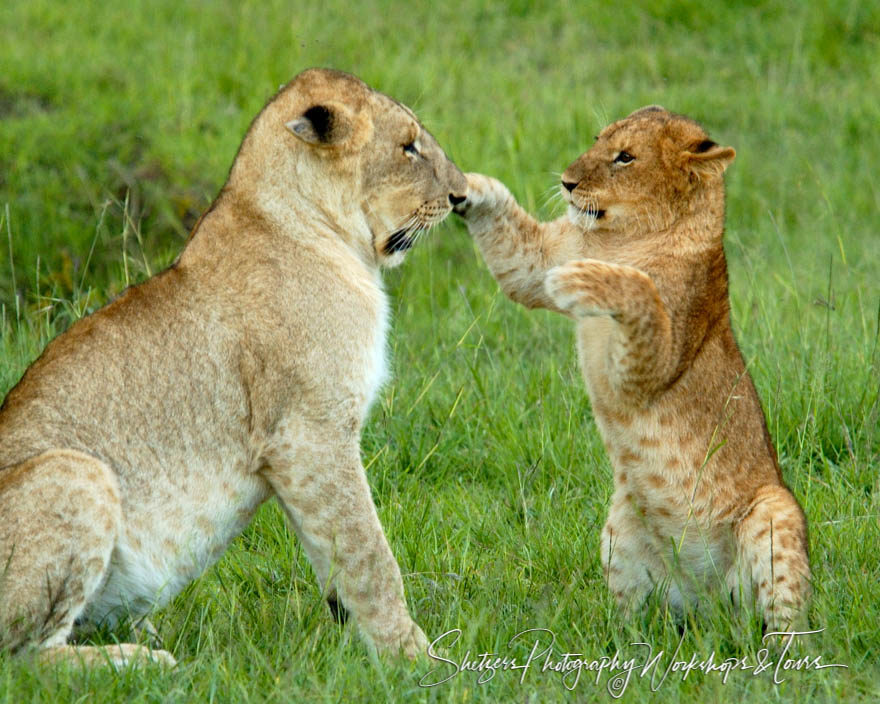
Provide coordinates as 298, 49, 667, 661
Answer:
1, 0, 879, 701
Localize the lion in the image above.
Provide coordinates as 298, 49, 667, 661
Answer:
0, 68, 466, 665
455, 106, 810, 630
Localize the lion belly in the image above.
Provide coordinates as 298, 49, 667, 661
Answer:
80, 463, 271, 626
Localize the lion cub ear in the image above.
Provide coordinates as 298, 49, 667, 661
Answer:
286, 103, 355, 146
682, 139, 736, 180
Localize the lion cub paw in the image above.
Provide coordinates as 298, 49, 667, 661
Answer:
545, 259, 620, 317
454, 173, 510, 217
120, 645, 178, 668
367, 620, 428, 660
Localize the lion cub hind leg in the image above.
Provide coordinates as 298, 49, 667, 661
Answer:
732, 485, 811, 631
264, 432, 426, 659
0, 449, 173, 666
0, 450, 118, 652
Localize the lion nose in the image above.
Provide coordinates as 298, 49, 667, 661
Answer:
562, 180, 578, 193
449, 193, 466, 206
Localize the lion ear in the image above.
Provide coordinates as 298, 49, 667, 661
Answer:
627, 104, 667, 119
682, 139, 736, 180
286, 103, 354, 146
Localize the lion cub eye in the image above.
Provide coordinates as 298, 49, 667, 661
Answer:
403, 142, 420, 157
613, 151, 635, 165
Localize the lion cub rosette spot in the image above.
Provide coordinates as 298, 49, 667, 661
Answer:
0, 68, 463, 665
458, 106, 810, 630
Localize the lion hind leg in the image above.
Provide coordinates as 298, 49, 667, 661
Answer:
602, 494, 668, 616
0, 449, 164, 664
732, 484, 811, 631
38, 643, 176, 667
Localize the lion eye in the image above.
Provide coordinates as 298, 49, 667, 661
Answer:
613, 151, 635, 164
403, 142, 419, 157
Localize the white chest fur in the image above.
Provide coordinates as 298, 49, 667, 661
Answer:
364, 283, 390, 413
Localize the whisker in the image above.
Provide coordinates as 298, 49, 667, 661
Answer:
538, 183, 562, 212
390, 214, 418, 238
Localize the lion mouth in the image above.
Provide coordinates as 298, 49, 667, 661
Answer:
580, 205, 606, 219
385, 229, 418, 253
566, 195, 605, 220
384, 212, 445, 255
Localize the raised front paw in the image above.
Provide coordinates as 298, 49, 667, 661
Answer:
545, 259, 620, 317
453, 173, 510, 217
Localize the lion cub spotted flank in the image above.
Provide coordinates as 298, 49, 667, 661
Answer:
0, 68, 466, 665
457, 107, 810, 629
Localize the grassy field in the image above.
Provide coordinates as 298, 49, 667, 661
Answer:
1, 0, 878, 701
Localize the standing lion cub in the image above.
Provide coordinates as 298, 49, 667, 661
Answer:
0, 68, 466, 664
456, 106, 810, 629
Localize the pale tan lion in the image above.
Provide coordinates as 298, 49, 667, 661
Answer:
0, 68, 466, 665
456, 107, 810, 630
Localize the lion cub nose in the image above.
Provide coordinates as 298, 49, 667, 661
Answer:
448, 193, 466, 206
562, 180, 578, 193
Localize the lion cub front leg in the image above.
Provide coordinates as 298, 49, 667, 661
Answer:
263, 431, 426, 659
457, 173, 575, 312
545, 259, 676, 401
602, 492, 667, 616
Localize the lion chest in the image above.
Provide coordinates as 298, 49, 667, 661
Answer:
321, 272, 390, 418
364, 287, 390, 411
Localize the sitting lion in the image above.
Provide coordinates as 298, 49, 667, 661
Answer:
0, 68, 466, 664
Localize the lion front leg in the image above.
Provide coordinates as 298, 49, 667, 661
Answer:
262, 429, 426, 659
456, 172, 579, 312
545, 258, 677, 402
602, 492, 667, 617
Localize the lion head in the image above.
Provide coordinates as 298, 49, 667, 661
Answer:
229, 68, 466, 267
560, 106, 735, 237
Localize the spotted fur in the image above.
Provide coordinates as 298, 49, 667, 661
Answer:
457, 107, 810, 630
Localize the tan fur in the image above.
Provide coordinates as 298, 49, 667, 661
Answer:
0, 68, 466, 664
456, 106, 810, 630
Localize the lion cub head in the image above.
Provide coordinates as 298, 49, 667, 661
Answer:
230, 68, 466, 267
560, 106, 735, 237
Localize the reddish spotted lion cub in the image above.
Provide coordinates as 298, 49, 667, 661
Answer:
456, 106, 810, 629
